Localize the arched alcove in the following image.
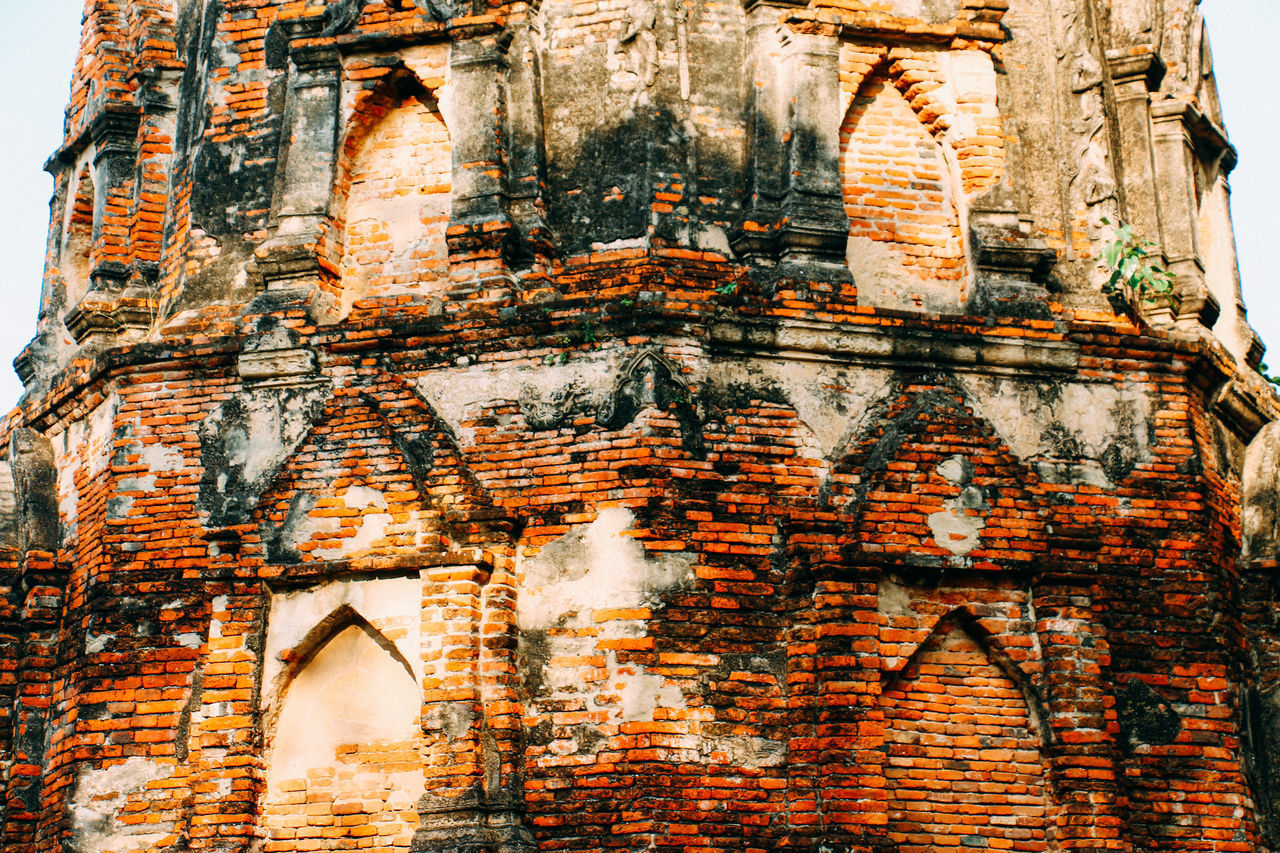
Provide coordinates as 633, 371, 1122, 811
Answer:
262, 611, 425, 852
60, 163, 96, 312
1243, 420, 1280, 562
336, 74, 452, 317
840, 72, 967, 312
878, 615, 1052, 852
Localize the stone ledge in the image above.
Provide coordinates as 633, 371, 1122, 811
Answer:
710, 317, 1081, 374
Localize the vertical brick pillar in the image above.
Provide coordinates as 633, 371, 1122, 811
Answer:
414, 558, 534, 852
0, 428, 63, 847
478, 562, 536, 850
813, 576, 880, 851
415, 563, 489, 851
1, 553, 66, 853
185, 591, 263, 851
782, 586, 820, 852
89, 108, 141, 283
735, 0, 806, 262
445, 31, 515, 285
259, 32, 341, 293
1033, 577, 1130, 853
781, 553, 880, 853
778, 21, 849, 267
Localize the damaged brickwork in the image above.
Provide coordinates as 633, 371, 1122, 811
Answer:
0, 0, 1278, 851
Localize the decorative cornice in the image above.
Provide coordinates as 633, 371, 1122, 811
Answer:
711, 316, 1081, 375
786, 9, 1006, 45
269, 10, 503, 68
1150, 97, 1238, 173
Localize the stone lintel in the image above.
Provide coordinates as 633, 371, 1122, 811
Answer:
1213, 378, 1268, 443
741, 0, 807, 14
89, 106, 143, 163
1105, 49, 1166, 93
237, 348, 319, 384
253, 235, 330, 292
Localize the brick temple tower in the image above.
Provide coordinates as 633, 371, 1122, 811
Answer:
2, 0, 1280, 850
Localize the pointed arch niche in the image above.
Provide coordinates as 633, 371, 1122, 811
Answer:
60, 161, 96, 315
334, 65, 452, 318
840, 67, 968, 313
260, 579, 427, 853
877, 613, 1053, 852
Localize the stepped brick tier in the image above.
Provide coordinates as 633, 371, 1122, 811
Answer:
3, 0, 1280, 851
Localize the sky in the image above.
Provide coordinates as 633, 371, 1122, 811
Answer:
0, 3, 1275, 409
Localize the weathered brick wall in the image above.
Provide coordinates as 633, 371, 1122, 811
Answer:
2, 1, 1280, 852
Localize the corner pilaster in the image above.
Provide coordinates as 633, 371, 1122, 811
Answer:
445, 30, 517, 283
778, 19, 848, 267
1150, 97, 1220, 331
1105, 51, 1165, 261
259, 23, 342, 294
734, 0, 807, 263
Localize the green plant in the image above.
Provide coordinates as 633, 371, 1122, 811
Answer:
715, 281, 738, 296
1100, 218, 1176, 307
1258, 362, 1280, 388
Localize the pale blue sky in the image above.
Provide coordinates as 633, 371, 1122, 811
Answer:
0, 3, 1275, 408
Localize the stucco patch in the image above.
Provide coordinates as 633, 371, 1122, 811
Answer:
927, 455, 987, 556
520, 508, 694, 727
67, 758, 170, 853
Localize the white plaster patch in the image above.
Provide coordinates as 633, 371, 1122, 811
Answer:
86, 395, 119, 479
877, 576, 914, 618
140, 443, 185, 473
209, 595, 229, 641
0, 462, 14, 540
117, 475, 158, 493
926, 454, 986, 556
55, 459, 80, 545
85, 633, 111, 654
934, 50, 995, 142
68, 758, 170, 853
695, 225, 732, 256
520, 508, 694, 631
415, 354, 618, 446
699, 735, 787, 767
617, 664, 686, 722
927, 509, 984, 556
942, 50, 995, 102
213, 388, 330, 496
846, 235, 966, 314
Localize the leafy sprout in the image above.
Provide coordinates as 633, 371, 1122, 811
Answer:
1100, 217, 1176, 307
